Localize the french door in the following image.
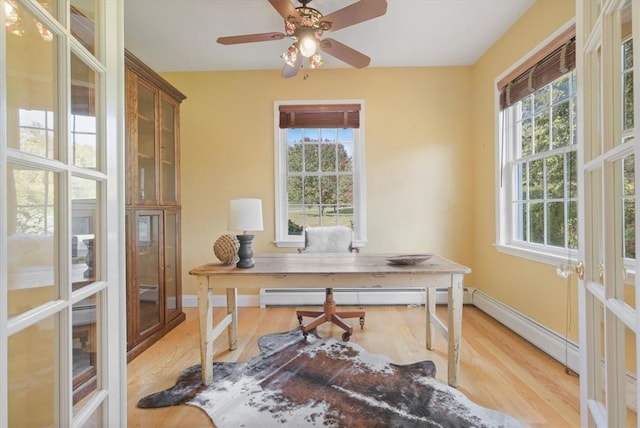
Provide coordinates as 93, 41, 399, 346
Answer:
578, 0, 639, 425
0, 1, 125, 426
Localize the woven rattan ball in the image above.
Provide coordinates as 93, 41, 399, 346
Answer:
214, 234, 239, 265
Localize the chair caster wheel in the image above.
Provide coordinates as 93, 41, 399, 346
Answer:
359, 317, 365, 329
301, 326, 309, 341
341, 332, 351, 342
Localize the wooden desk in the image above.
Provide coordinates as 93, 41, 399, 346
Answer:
189, 253, 471, 387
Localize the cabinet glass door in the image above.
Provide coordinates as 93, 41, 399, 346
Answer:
165, 211, 179, 315
137, 82, 157, 202
136, 212, 162, 334
160, 97, 177, 203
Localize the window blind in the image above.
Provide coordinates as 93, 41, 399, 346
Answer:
498, 25, 576, 110
279, 104, 361, 128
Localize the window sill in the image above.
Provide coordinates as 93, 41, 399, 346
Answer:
274, 240, 304, 249
495, 243, 637, 285
494, 243, 578, 266
275, 239, 367, 250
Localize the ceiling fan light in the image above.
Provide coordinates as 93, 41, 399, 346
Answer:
299, 36, 317, 58
309, 53, 323, 69
282, 44, 298, 67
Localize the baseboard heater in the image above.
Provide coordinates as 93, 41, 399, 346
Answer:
259, 288, 473, 308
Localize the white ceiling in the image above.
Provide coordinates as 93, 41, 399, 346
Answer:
123, 0, 535, 73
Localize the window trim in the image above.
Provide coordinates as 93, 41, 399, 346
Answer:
495, 20, 577, 266
273, 99, 367, 248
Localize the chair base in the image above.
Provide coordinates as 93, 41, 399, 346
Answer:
296, 288, 365, 341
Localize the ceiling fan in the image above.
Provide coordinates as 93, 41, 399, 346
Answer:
217, 0, 388, 78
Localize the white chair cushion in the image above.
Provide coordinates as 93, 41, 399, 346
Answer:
303, 226, 353, 253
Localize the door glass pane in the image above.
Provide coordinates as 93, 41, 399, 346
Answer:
7, 1, 58, 159
611, 157, 633, 310
7, 164, 57, 316
70, 0, 97, 55
160, 99, 176, 202
621, 1, 633, 136
586, 47, 603, 162
9, 314, 59, 427
593, 300, 606, 419
622, 155, 635, 313
72, 176, 100, 289
36, 0, 58, 17
80, 404, 104, 428
587, 168, 605, 286
137, 214, 160, 332
71, 52, 98, 169
624, 323, 637, 425
72, 294, 99, 411
165, 212, 178, 313
137, 83, 157, 202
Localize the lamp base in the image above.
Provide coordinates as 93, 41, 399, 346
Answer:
236, 234, 255, 268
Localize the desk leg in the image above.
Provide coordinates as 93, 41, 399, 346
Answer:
198, 277, 214, 386
448, 273, 463, 387
425, 287, 436, 350
227, 288, 238, 351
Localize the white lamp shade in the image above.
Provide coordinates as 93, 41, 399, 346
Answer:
228, 198, 264, 232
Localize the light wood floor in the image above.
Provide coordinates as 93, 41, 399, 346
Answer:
127, 305, 580, 427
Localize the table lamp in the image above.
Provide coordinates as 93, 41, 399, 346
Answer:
228, 198, 263, 268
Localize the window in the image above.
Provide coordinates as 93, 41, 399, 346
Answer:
497, 27, 578, 263
274, 102, 366, 247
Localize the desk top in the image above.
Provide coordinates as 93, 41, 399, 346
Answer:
189, 253, 471, 277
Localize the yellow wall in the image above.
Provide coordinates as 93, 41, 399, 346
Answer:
161, 0, 579, 341
470, 0, 578, 339
161, 67, 474, 296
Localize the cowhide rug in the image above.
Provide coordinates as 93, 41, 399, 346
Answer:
138, 329, 521, 427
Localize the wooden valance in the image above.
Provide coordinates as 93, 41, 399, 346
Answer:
279, 104, 361, 128
498, 25, 576, 110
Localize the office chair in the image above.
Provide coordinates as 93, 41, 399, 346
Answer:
296, 225, 365, 341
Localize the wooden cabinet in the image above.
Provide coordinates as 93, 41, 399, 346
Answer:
125, 51, 186, 360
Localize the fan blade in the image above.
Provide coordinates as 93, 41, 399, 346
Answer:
321, 0, 387, 32
320, 38, 370, 68
217, 32, 285, 45
281, 54, 301, 78
268, 0, 301, 22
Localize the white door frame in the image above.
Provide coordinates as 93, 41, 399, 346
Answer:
577, 0, 639, 426
0, 1, 125, 426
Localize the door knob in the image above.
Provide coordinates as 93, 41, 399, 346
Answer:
556, 261, 584, 280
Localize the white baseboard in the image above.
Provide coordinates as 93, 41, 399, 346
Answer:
182, 288, 473, 308
182, 288, 471, 308
468, 288, 580, 373
469, 289, 638, 412
182, 293, 260, 308
259, 287, 475, 308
